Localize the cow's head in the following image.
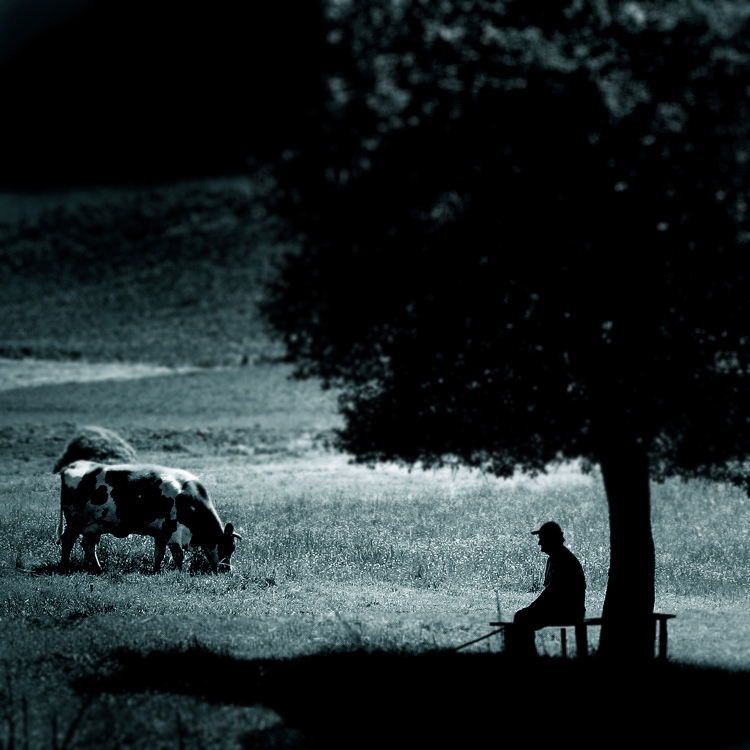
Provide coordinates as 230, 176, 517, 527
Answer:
216, 522, 242, 572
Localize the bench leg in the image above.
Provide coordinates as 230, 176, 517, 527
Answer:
560, 628, 567, 658
575, 623, 588, 658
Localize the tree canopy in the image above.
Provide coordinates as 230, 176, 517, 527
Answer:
263, 0, 750, 487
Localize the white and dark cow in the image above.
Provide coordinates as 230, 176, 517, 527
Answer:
57, 460, 241, 574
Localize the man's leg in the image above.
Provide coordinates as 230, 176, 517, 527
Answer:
506, 609, 539, 657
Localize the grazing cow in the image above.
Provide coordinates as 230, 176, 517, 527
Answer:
57, 460, 241, 574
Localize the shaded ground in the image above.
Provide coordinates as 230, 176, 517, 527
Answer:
3, 603, 750, 749
74, 645, 750, 750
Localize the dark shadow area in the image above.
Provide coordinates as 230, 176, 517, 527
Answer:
76, 645, 750, 749
0, 0, 328, 188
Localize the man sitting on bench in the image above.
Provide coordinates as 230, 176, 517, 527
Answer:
508, 521, 586, 656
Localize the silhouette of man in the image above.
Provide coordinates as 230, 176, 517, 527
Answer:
508, 521, 586, 656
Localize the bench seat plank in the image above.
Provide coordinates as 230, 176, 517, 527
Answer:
483, 613, 676, 659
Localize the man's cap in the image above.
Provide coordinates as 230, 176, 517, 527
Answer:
531, 521, 564, 539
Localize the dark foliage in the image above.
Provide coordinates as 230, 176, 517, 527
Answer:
79, 645, 750, 749
262, 1, 750, 485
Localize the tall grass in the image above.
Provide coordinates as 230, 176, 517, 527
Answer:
2, 454, 748, 626
652, 476, 750, 603
3, 448, 750, 750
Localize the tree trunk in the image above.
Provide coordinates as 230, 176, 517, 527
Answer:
597, 433, 655, 660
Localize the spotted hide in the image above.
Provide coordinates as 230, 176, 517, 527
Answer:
57, 460, 241, 573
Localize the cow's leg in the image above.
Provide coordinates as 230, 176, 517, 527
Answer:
81, 533, 103, 574
153, 537, 168, 573
59, 526, 80, 572
204, 546, 220, 574
168, 543, 184, 571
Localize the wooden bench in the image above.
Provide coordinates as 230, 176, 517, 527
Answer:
455, 613, 676, 658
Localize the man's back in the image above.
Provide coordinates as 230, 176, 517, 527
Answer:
540, 544, 586, 621
516, 543, 586, 628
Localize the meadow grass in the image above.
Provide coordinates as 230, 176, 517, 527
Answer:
3, 452, 750, 749
0, 362, 747, 688
2, 451, 749, 629
2, 181, 750, 746
0, 456, 598, 613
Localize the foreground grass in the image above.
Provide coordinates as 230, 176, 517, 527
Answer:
5, 630, 750, 749
77, 647, 750, 750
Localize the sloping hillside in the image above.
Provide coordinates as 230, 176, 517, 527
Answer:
0, 176, 289, 366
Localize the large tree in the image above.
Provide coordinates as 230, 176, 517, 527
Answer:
260, 0, 750, 659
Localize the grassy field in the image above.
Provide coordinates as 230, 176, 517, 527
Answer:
0, 177, 287, 367
1, 181, 750, 748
